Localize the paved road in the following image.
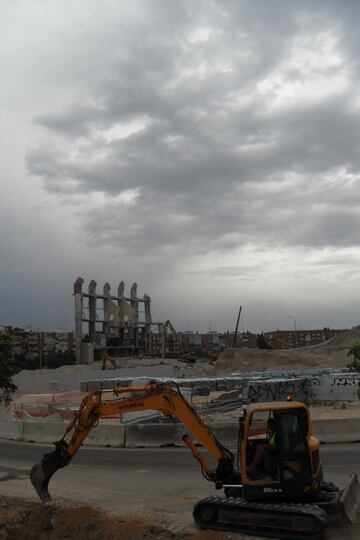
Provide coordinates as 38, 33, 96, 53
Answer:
0, 440, 359, 538
1, 439, 359, 470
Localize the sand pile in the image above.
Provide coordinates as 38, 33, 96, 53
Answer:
17, 356, 185, 377
192, 326, 360, 376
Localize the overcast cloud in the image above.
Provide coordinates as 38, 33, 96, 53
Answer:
1, 0, 360, 332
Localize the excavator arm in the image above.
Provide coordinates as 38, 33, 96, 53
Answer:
30, 383, 237, 504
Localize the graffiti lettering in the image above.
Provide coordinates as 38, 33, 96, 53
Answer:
331, 376, 359, 387
247, 379, 310, 403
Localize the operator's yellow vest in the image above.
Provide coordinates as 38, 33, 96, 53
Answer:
269, 431, 276, 448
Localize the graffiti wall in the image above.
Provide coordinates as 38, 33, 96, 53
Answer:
331, 374, 360, 400
246, 378, 310, 403
244, 372, 360, 403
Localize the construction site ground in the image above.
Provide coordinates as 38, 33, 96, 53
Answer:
0, 441, 269, 540
0, 495, 241, 540
1, 440, 359, 540
15, 325, 360, 380
8, 325, 360, 425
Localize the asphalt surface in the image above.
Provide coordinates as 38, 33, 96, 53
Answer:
0, 440, 359, 538
1, 439, 360, 470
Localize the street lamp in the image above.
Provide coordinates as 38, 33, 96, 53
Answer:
289, 316, 297, 331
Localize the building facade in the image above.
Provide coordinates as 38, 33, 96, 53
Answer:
74, 277, 153, 363
264, 328, 347, 350
0, 326, 74, 360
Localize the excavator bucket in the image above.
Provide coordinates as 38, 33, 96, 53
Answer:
30, 462, 54, 504
339, 473, 360, 523
30, 440, 69, 504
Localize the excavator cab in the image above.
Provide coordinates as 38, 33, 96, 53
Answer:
234, 401, 323, 501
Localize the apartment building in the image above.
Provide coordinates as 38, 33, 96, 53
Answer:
264, 328, 347, 350
42, 331, 74, 355
178, 330, 258, 355
1, 327, 74, 359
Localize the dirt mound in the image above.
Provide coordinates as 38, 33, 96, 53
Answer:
0, 497, 238, 540
206, 326, 360, 376
0, 497, 183, 540
317, 325, 360, 349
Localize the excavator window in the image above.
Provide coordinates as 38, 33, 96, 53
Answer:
276, 409, 310, 479
279, 413, 301, 451
248, 410, 272, 439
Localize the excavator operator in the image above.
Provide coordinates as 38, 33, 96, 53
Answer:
248, 418, 277, 479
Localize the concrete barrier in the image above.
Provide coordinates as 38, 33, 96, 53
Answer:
0, 420, 23, 441
84, 425, 125, 447
21, 422, 65, 444
313, 418, 360, 443
1, 418, 359, 447
125, 419, 360, 448
125, 424, 183, 447
21, 422, 125, 447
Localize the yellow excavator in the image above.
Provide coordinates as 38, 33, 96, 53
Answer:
30, 383, 360, 539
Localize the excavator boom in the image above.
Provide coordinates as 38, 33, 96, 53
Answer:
30, 383, 237, 503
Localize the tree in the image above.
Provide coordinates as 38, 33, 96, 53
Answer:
43, 350, 76, 369
346, 340, 360, 372
0, 332, 17, 404
256, 332, 272, 350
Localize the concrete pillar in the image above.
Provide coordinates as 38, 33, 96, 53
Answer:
144, 294, 151, 324
88, 280, 97, 343
117, 280, 125, 345
116, 280, 124, 342
103, 282, 111, 340
160, 322, 165, 360
144, 294, 151, 355
130, 282, 138, 352
130, 282, 138, 318
118, 281, 125, 304
74, 277, 84, 364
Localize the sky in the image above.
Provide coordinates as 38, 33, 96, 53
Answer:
1, 0, 360, 334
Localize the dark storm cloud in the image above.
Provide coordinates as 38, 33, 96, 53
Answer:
186, 264, 267, 280
26, 0, 360, 254
35, 103, 102, 137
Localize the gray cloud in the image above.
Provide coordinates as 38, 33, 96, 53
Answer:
25, 1, 360, 257
1, 0, 360, 332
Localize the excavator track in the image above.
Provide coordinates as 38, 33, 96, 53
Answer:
193, 497, 327, 540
